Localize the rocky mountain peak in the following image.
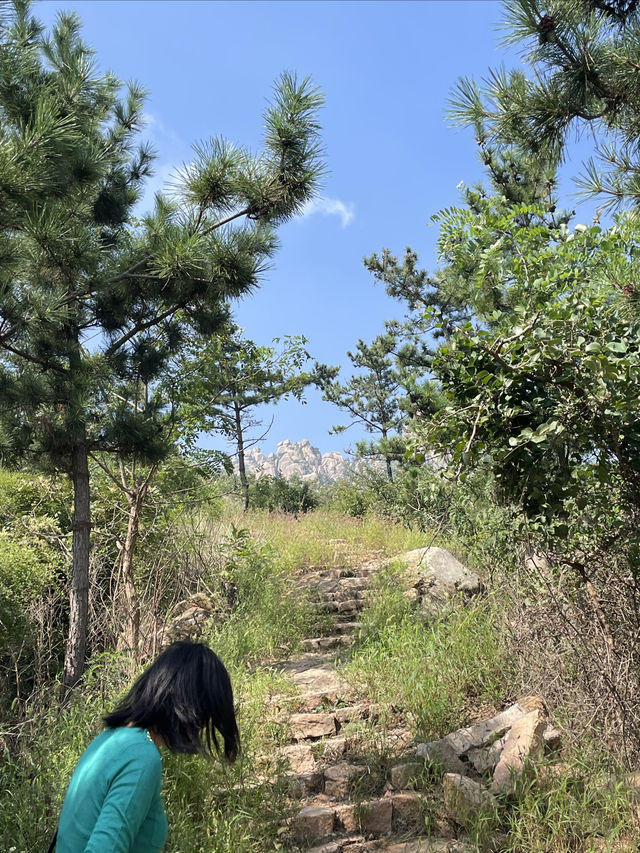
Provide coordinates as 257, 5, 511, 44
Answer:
238, 440, 351, 483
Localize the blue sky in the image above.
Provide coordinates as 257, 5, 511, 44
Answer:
37, 1, 595, 457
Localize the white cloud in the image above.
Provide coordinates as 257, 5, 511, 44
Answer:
135, 161, 177, 216
302, 196, 355, 227
141, 111, 184, 150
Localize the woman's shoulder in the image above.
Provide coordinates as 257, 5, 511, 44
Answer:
94, 727, 162, 766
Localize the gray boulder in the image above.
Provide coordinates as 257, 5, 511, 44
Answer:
398, 546, 483, 614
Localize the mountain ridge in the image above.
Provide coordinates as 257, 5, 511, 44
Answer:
238, 439, 352, 483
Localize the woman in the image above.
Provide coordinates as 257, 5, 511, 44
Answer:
53, 641, 240, 853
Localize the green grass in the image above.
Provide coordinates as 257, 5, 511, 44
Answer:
5, 507, 640, 852
163, 667, 296, 852
201, 527, 320, 668
342, 562, 509, 740
0, 657, 298, 853
463, 752, 640, 853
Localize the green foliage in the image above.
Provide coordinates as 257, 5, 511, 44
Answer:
0, 0, 325, 680
176, 326, 314, 509
0, 528, 60, 651
325, 479, 373, 517
177, 327, 314, 448
424, 209, 640, 542
248, 474, 318, 515
314, 331, 432, 481
0, 468, 69, 697
0, 468, 71, 529
204, 525, 317, 667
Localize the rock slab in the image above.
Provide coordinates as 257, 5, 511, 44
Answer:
324, 761, 366, 797
491, 709, 547, 794
293, 805, 335, 845
443, 773, 496, 826
400, 546, 483, 612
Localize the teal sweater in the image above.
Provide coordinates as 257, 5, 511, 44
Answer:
57, 726, 168, 853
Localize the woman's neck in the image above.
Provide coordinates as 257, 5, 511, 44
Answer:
126, 721, 163, 747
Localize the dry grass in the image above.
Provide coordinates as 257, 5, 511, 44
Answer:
221, 507, 433, 572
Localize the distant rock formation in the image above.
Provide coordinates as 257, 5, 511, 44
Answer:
239, 439, 352, 483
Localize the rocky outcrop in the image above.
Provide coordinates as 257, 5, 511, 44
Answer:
320, 451, 352, 483
413, 699, 561, 826
239, 439, 352, 483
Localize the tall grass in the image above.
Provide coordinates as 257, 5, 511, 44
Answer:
343, 563, 509, 739
228, 507, 434, 572
0, 655, 298, 853
462, 753, 640, 852
200, 525, 319, 667
7, 501, 635, 853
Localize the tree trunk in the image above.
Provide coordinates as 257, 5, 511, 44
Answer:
382, 428, 393, 482
234, 401, 249, 512
118, 491, 143, 659
63, 436, 91, 691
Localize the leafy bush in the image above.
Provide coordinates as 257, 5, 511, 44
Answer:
0, 468, 71, 530
324, 479, 372, 517
248, 474, 318, 514
203, 525, 318, 667
0, 528, 61, 647
0, 470, 69, 703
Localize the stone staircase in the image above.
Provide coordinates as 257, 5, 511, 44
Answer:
263, 561, 476, 853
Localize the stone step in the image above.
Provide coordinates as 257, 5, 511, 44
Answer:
292, 799, 393, 847
310, 576, 371, 594
320, 599, 365, 614
375, 841, 477, 853
318, 589, 368, 603
292, 789, 428, 848
303, 567, 362, 579
307, 839, 470, 853
286, 691, 352, 714
301, 636, 355, 652
307, 838, 365, 853
289, 703, 380, 742
334, 621, 362, 635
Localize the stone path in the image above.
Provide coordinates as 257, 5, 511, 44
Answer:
261, 559, 477, 853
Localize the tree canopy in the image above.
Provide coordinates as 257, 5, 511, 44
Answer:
176, 326, 313, 510
449, 0, 640, 209
0, 0, 324, 685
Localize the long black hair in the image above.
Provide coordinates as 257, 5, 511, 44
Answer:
104, 641, 240, 759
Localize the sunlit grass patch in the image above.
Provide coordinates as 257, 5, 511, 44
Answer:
226, 508, 435, 572
0, 654, 299, 853
343, 563, 508, 740
470, 753, 640, 853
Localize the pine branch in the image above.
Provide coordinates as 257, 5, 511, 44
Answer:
104, 306, 178, 357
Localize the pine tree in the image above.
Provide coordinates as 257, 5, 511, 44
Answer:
314, 333, 426, 482
176, 326, 314, 511
448, 0, 640, 209
0, 2, 324, 686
